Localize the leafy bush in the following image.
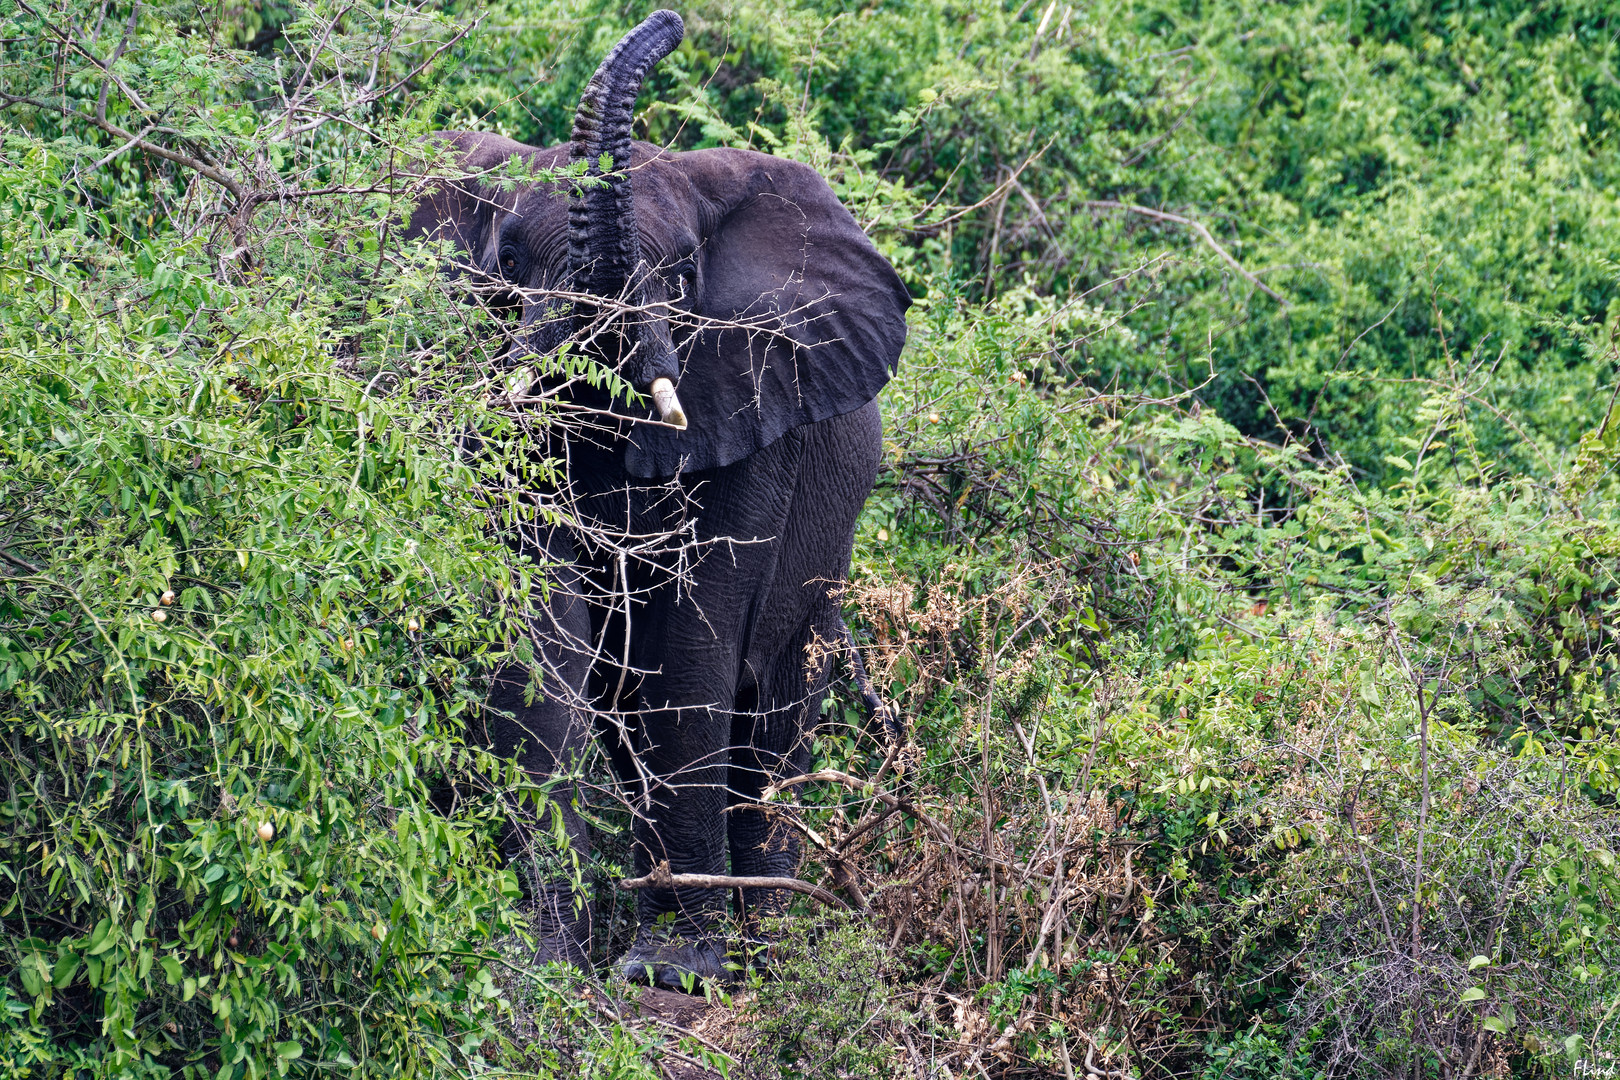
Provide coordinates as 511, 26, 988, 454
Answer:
442, 0, 1620, 478
787, 269, 1620, 1075
740, 915, 901, 1080
1259, 667, 1620, 1074
0, 168, 528, 1075
0, 4, 552, 1076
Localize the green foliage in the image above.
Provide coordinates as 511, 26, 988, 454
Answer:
7, 0, 1620, 1076
0, 179, 528, 1080
411, 0, 1620, 477
823, 247, 1620, 1071
1199, 1028, 1318, 1080
493, 966, 734, 1079
741, 916, 901, 1080
0, 4, 562, 1076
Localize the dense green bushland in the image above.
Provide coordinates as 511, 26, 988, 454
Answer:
4, 0, 1620, 1078
433, 0, 1620, 477
835, 292, 1620, 1075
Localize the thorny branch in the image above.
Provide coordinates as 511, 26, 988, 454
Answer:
6, 0, 483, 257
1078, 200, 1291, 307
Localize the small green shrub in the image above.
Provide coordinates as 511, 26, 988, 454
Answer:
1199, 1028, 1318, 1080
741, 915, 902, 1080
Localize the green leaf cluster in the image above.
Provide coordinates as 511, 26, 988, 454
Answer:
0, 5, 564, 1076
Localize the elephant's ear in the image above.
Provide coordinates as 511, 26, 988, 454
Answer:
406, 132, 551, 272
624, 149, 910, 478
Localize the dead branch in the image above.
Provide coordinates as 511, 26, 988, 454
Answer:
619, 860, 858, 911
766, 769, 957, 850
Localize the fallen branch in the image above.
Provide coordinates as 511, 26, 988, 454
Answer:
620, 860, 857, 912
1078, 200, 1290, 307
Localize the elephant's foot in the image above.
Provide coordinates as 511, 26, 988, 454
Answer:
526, 884, 593, 970
620, 921, 733, 991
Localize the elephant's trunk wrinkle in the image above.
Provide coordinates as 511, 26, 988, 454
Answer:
567, 10, 684, 299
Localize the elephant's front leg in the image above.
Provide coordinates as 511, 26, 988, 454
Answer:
480, 533, 596, 969
728, 403, 882, 929
724, 709, 815, 979
726, 628, 828, 925
615, 428, 809, 988
618, 645, 740, 988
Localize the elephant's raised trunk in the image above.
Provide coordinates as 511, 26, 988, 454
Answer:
567, 10, 688, 428
567, 10, 684, 300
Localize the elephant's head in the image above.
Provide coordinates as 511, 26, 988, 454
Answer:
413, 10, 911, 477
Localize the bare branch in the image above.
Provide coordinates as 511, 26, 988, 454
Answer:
1078, 199, 1291, 307
619, 860, 856, 911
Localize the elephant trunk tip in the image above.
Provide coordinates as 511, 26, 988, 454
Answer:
569, 10, 686, 166
644, 10, 685, 43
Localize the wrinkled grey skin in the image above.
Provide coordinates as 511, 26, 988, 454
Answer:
408, 12, 909, 989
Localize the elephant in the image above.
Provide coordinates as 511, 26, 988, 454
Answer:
406, 10, 909, 987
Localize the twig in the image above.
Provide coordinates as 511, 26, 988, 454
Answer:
0, 546, 42, 574
1078, 200, 1290, 307
585, 997, 728, 1078
766, 768, 958, 849
916, 137, 1057, 230
0, 91, 244, 200
625, 1007, 737, 1067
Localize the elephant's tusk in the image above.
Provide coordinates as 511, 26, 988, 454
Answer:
650, 377, 687, 429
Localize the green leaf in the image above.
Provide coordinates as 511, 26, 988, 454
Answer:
1459, 986, 1486, 1003
1467, 955, 1490, 970
86, 919, 116, 956
51, 953, 81, 989
1359, 668, 1381, 707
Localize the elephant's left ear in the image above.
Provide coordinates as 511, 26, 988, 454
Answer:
624, 149, 910, 478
